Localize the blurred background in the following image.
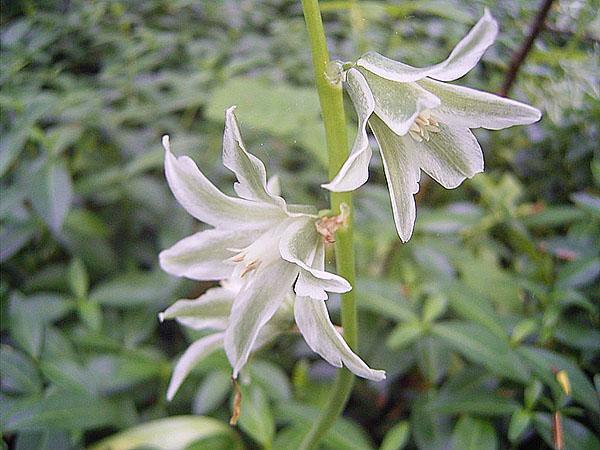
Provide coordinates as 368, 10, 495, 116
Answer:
1, 0, 598, 449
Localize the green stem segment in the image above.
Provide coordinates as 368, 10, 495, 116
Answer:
300, 1, 357, 449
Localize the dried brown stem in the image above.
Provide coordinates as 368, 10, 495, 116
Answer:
499, 0, 555, 97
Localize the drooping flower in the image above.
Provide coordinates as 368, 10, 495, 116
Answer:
323, 10, 542, 242
159, 107, 385, 387
159, 278, 294, 400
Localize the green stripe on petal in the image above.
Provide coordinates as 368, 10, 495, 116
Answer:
159, 228, 259, 280
167, 333, 224, 401
361, 69, 440, 136
294, 296, 386, 381
420, 78, 542, 130
323, 68, 375, 192
369, 115, 421, 242
223, 107, 287, 209
159, 286, 235, 331
224, 261, 298, 378
408, 123, 484, 189
163, 136, 285, 230
356, 10, 497, 83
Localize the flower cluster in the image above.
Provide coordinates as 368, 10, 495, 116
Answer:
159, 107, 385, 399
159, 10, 541, 398
324, 9, 541, 241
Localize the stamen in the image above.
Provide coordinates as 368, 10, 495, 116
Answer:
408, 110, 441, 143
240, 259, 260, 277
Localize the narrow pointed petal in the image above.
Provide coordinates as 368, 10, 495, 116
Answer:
159, 286, 234, 331
357, 9, 498, 82
323, 68, 375, 192
159, 228, 259, 280
279, 218, 351, 299
224, 261, 298, 378
419, 78, 542, 129
369, 115, 421, 242
163, 136, 284, 230
166, 332, 224, 401
361, 70, 440, 136
295, 296, 386, 381
223, 107, 287, 208
409, 123, 484, 189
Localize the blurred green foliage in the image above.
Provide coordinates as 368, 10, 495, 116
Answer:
1, 0, 599, 449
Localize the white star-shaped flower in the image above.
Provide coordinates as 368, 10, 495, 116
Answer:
159, 107, 385, 389
323, 10, 542, 242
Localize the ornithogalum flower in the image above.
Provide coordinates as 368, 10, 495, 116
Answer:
159, 107, 385, 388
323, 10, 542, 242
159, 278, 295, 400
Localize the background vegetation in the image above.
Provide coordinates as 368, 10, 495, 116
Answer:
1, 0, 598, 449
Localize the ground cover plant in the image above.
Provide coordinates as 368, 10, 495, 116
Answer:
1, 0, 599, 449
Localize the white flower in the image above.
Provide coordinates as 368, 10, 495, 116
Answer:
159, 107, 385, 386
159, 278, 294, 400
323, 10, 542, 242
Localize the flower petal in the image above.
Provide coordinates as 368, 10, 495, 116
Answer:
159, 286, 234, 331
166, 332, 224, 401
163, 136, 284, 230
409, 123, 484, 189
323, 68, 375, 192
224, 261, 298, 378
223, 107, 287, 209
356, 9, 498, 83
279, 218, 351, 299
294, 296, 386, 381
159, 228, 260, 280
419, 78, 542, 129
368, 115, 421, 242
361, 69, 440, 136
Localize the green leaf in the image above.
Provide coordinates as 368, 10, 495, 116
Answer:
250, 359, 292, 401
508, 409, 532, 442
523, 205, 585, 228
0, 345, 42, 395
9, 293, 44, 358
421, 294, 447, 323
410, 395, 451, 450
571, 192, 600, 218
518, 346, 600, 413
432, 321, 530, 383
206, 77, 327, 165
89, 270, 180, 307
380, 421, 410, 450
386, 321, 423, 349
452, 416, 497, 450
429, 391, 518, 416
356, 278, 418, 322
556, 256, 600, 289
68, 257, 89, 299
88, 416, 239, 450
192, 370, 231, 415
30, 158, 73, 235
238, 385, 275, 448
1, 391, 120, 432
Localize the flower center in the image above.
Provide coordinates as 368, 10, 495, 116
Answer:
408, 110, 441, 142
227, 224, 288, 278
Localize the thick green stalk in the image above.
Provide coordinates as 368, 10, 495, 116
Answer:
300, 1, 357, 449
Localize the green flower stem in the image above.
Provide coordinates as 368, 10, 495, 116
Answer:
300, 1, 357, 449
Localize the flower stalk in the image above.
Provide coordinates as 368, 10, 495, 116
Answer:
300, 0, 358, 448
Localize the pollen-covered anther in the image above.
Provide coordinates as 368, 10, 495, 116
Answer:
316, 203, 350, 244
408, 110, 441, 142
240, 259, 260, 277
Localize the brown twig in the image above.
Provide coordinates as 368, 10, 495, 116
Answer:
499, 0, 555, 97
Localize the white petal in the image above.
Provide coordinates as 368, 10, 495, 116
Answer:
294, 296, 385, 381
159, 286, 234, 331
163, 136, 284, 230
278, 218, 351, 299
224, 261, 299, 378
356, 9, 498, 82
419, 78, 542, 129
223, 107, 287, 209
369, 115, 421, 242
166, 332, 224, 401
159, 228, 259, 280
410, 123, 484, 189
266, 175, 281, 197
323, 69, 375, 192
361, 69, 440, 136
